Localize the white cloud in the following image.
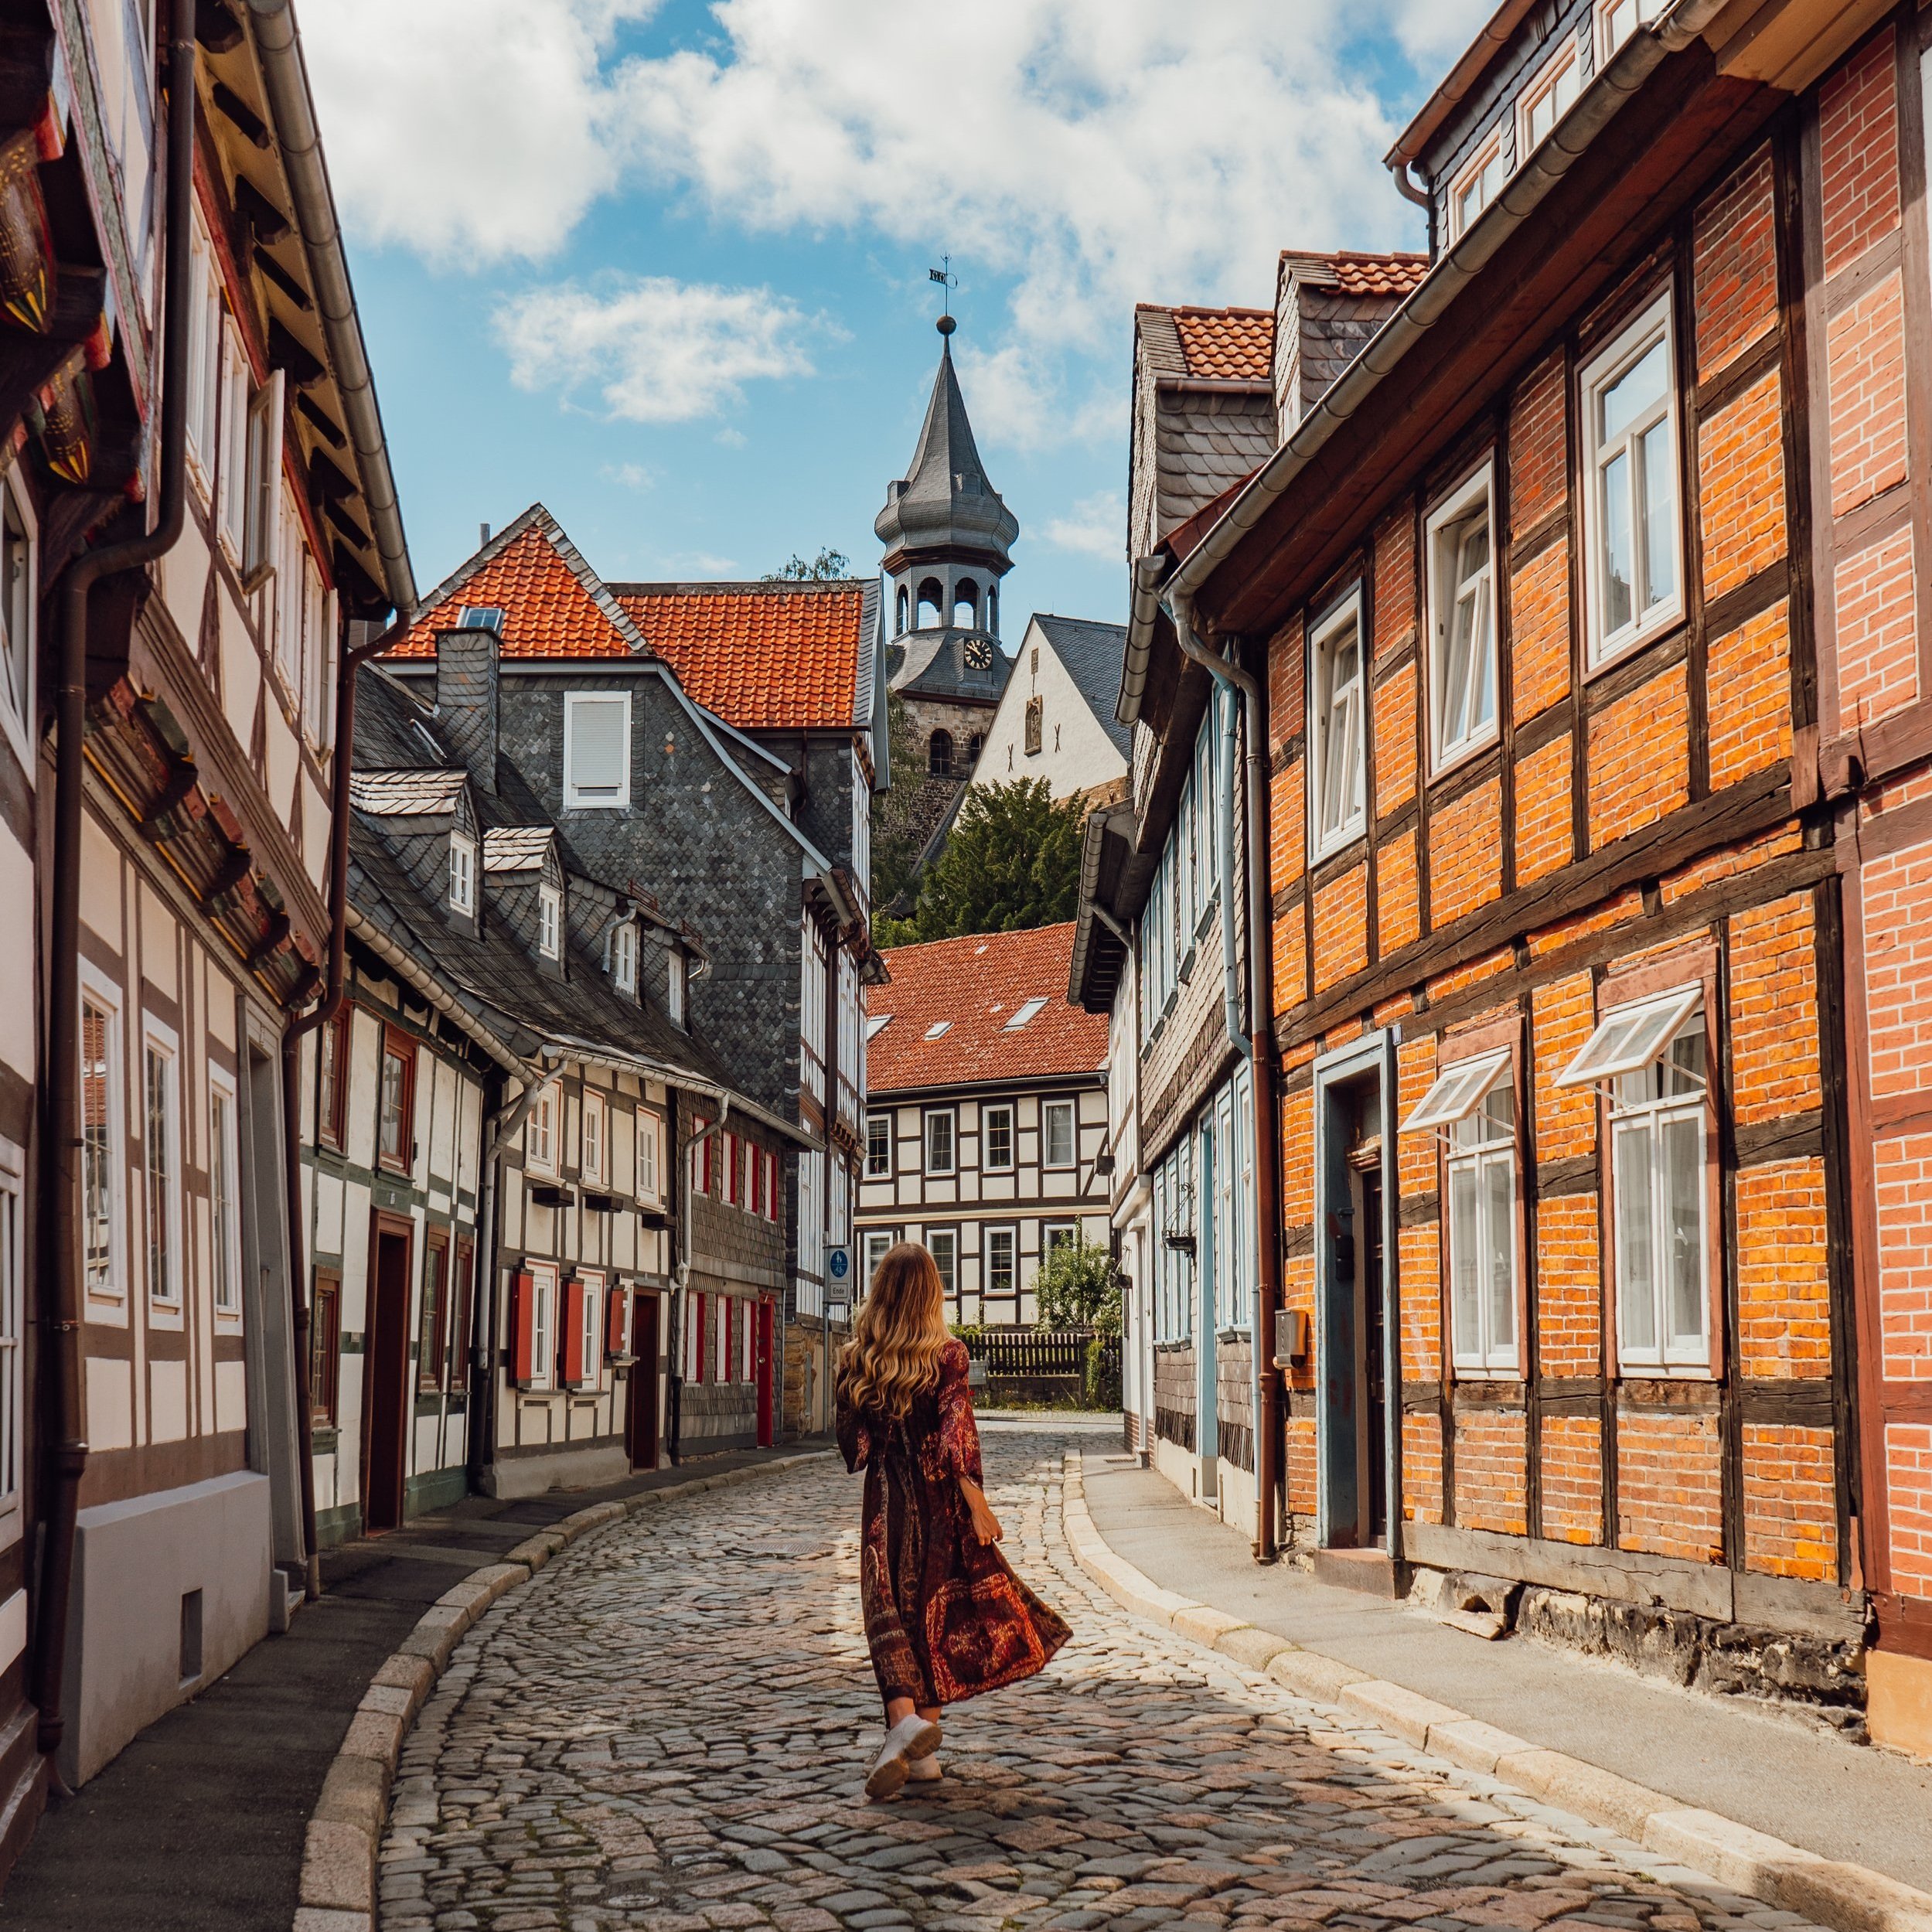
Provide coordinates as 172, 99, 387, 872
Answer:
494, 278, 818, 422
601, 461, 656, 489
952, 344, 1120, 455
1044, 491, 1126, 562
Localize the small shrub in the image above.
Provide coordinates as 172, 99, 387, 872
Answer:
1034, 1235, 1120, 1333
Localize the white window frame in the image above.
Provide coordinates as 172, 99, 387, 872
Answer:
636, 1109, 663, 1204
1308, 592, 1368, 861
209, 1069, 243, 1320
217, 322, 249, 559
924, 1108, 956, 1177
865, 1111, 892, 1178
611, 919, 637, 994
985, 1225, 1017, 1301
528, 1262, 557, 1392
581, 1089, 607, 1186
80, 966, 126, 1303
0, 464, 36, 776
141, 1016, 183, 1310
1596, 0, 1664, 63
184, 210, 220, 487
1579, 291, 1683, 669
1425, 464, 1501, 775
1517, 34, 1580, 162
537, 884, 562, 960
1042, 1099, 1077, 1170
667, 949, 687, 1027
563, 691, 632, 809
241, 368, 285, 591
526, 1081, 559, 1175
983, 1102, 1014, 1173
449, 833, 476, 916
863, 1228, 896, 1287
575, 1269, 604, 1390
1443, 1067, 1519, 1376
0, 1136, 22, 1520
927, 1227, 957, 1302
1450, 128, 1505, 241
1041, 1221, 1077, 1268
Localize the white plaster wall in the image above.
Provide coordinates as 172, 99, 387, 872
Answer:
969, 618, 1127, 803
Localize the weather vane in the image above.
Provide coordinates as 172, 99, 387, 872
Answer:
929, 256, 957, 336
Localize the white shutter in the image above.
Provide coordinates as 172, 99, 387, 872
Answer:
565, 693, 630, 806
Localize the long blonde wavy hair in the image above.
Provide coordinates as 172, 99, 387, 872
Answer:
837, 1242, 951, 1424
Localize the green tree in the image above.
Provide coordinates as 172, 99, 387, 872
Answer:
892, 779, 1084, 943
765, 547, 850, 582
1033, 1235, 1120, 1334
869, 690, 929, 938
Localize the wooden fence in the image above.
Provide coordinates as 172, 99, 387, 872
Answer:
961, 1327, 1121, 1408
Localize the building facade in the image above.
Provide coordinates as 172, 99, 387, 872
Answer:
970, 613, 1131, 808
860, 923, 1110, 1327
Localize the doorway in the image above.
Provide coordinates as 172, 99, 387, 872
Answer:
362, 1217, 413, 1533
755, 1300, 775, 1447
628, 1292, 661, 1470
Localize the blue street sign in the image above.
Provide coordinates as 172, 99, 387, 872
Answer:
827, 1246, 851, 1282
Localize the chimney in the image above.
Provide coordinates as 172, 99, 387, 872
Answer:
436, 624, 500, 796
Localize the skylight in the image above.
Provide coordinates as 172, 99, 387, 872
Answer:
925, 1021, 952, 1040
1003, 997, 1048, 1031
866, 1014, 891, 1041
458, 604, 505, 634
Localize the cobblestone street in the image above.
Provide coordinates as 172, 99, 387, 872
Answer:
377, 1429, 1826, 1932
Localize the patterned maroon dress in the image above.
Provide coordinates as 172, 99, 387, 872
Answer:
837, 1338, 1070, 1709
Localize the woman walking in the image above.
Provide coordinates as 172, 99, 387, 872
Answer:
835, 1242, 1071, 1798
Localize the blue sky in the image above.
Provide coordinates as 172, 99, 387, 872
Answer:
302, 0, 1488, 630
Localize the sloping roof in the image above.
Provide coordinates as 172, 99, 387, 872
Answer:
1284, 250, 1432, 299
384, 506, 645, 662
875, 335, 1020, 567
1034, 615, 1131, 759
610, 580, 875, 732
888, 626, 1014, 707
349, 769, 466, 816
1168, 307, 1274, 383
867, 923, 1109, 1092
483, 827, 554, 872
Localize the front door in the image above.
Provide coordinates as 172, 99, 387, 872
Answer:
362, 1219, 412, 1533
628, 1293, 660, 1470
755, 1300, 775, 1447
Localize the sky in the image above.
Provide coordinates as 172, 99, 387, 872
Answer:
299, 0, 1494, 633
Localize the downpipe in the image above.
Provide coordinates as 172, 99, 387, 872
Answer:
670, 1097, 731, 1466
473, 1067, 550, 1494
32, 0, 196, 1763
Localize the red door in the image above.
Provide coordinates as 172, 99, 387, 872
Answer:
756, 1300, 775, 1447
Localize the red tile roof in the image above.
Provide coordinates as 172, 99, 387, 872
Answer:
867, 922, 1109, 1093
1281, 249, 1432, 298
1167, 306, 1274, 383
388, 523, 635, 660
613, 583, 868, 731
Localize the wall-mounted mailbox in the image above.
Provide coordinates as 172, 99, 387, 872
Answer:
1274, 1307, 1310, 1369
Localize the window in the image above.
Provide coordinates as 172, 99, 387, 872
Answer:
241, 369, 284, 589
924, 1021, 951, 1040
983, 1103, 1014, 1171
637, 1109, 663, 1201
378, 1032, 415, 1171
1518, 36, 1579, 158
218, 325, 249, 556
721, 1130, 739, 1206
612, 920, 638, 994
184, 214, 220, 479
564, 692, 631, 809
1426, 468, 1499, 770
0, 1138, 21, 1506
863, 1228, 895, 1286
866, 1112, 891, 1177
458, 604, 504, 633
0, 468, 35, 766
527, 1082, 557, 1173
1581, 293, 1681, 665
1309, 596, 1367, 858
582, 1089, 606, 1185
986, 1226, 1017, 1300
1597, 0, 1663, 60
689, 1118, 713, 1195
81, 986, 122, 1298
1043, 1222, 1077, 1262
924, 1109, 956, 1176
1194, 714, 1217, 911
537, 884, 562, 961
1450, 131, 1504, 239
764, 1150, 779, 1222
1003, 998, 1047, 1031
449, 833, 475, 915
210, 1078, 241, 1317
319, 1003, 349, 1150
419, 1235, 448, 1391
572, 1273, 602, 1389
894, 584, 908, 635
311, 1268, 341, 1426
528, 1265, 557, 1391
450, 1243, 476, 1386
143, 1031, 180, 1305
1043, 1099, 1077, 1169
1024, 696, 1042, 755
667, 949, 687, 1027
1445, 1074, 1518, 1374
929, 730, 955, 778
928, 1228, 957, 1302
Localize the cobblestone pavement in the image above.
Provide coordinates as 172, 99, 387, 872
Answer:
380, 1429, 1823, 1932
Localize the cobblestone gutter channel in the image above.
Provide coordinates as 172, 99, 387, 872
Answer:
313, 1426, 1932, 1932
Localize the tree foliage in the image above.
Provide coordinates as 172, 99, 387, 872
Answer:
869, 690, 929, 935
1033, 1235, 1121, 1335
765, 547, 850, 582
882, 779, 1084, 946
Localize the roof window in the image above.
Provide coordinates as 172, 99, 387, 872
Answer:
1003, 997, 1048, 1031
458, 605, 504, 633
924, 1021, 952, 1040
866, 1014, 892, 1041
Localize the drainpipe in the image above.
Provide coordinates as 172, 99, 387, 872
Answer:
1167, 588, 1283, 1562
474, 1068, 550, 1493
672, 1099, 731, 1464
32, 0, 196, 1763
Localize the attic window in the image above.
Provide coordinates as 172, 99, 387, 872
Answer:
537, 884, 562, 960
611, 919, 638, 994
458, 605, 504, 634
866, 1014, 891, 1041
449, 833, 475, 916
1003, 998, 1047, 1031
924, 1021, 952, 1040
565, 692, 631, 809
667, 949, 687, 1027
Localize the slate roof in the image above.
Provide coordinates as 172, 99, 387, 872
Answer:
867, 922, 1109, 1093
349, 769, 467, 816
875, 336, 1020, 568
483, 827, 554, 872
1033, 615, 1130, 759
610, 580, 877, 733
887, 625, 1014, 708
1276, 252, 1430, 441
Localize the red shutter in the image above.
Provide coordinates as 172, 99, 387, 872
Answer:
690, 1293, 706, 1384
765, 1151, 779, 1220
512, 1270, 536, 1385
723, 1133, 737, 1205
563, 1278, 586, 1385
605, 1283, 627, 1358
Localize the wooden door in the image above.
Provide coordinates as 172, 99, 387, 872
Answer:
756, 1300, 775, 1447
362, 1218, 413, 1532
628, 1293, 660, 1470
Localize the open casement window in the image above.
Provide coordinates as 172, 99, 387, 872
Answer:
1518, 35, 1580, 159
241, 369, 285, 591
1582, 294, 1682, 665
1559, 985, 1712, 1371
1450, 131, 1505, 240
218, 324, 250, 557
80, 982, 124, 1300
1426, 469, 1499, 771
605, 1280, 628, 1361
564, 692, 632, 809
184, 213, 221, 482
1308, 595, 1367, 859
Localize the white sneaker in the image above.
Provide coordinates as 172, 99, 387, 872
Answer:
907, 1754, 942, 1784
864, 1712, 942, 1798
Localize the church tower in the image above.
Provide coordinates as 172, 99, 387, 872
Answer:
876, 316, 1020, 782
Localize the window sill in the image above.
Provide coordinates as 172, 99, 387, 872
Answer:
1585, 605, 1685, 683
1308, 823, 1370, 876
1428, 726, 1501, 789
1178, 944, 1197, 983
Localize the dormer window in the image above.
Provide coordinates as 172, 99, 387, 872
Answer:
667, 949, 687, 1027
564, 692, 631, 809
1518, 36, 1580, 159
612, 919, 638, 994
1597, 0, 1663, 62
538, 884, 562, 960
449, 833, 476, 915
1450, 131, 1504, 240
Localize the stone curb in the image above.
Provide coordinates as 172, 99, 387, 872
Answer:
1060, 1456, 1932, 1932
291, 1451, 830, 1931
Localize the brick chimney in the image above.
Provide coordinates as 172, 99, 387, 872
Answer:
436, 624, 500, 796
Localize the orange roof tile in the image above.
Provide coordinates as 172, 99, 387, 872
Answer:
614, 583, 869, 732
867, 923, 1109, 1093
387, 523, 635, 660
1167, 306, 1274, 383
1328, 250, 1431, 298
